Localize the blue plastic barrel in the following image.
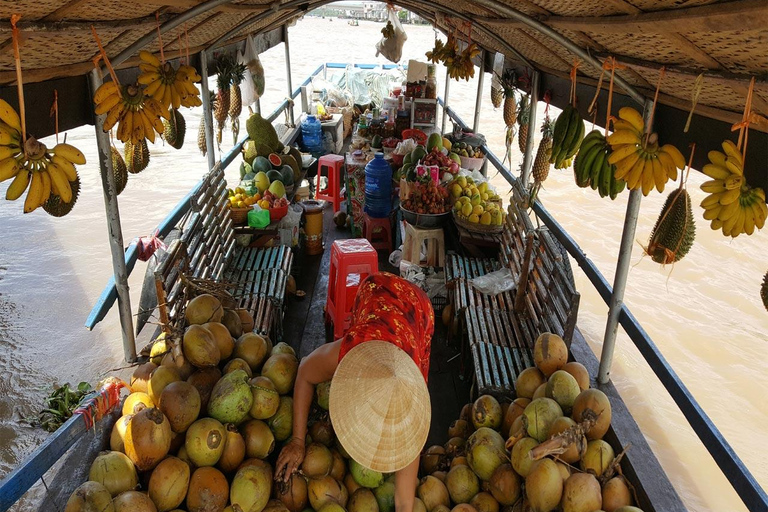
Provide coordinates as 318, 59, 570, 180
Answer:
301, 115, 323, 152
364, 153, 393, 218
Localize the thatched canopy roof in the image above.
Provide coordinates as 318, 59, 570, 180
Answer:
0, 0, 766, 187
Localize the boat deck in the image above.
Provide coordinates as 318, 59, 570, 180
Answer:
282, 204, 472, 445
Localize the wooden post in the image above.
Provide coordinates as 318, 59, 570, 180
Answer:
200, 50, 217, 172
514, 232, 535, 313
283, 25, 294, 126
88, 68, 136, 363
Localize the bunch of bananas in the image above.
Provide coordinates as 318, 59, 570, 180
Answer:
137, 51, 202, 110
93, 81, 170, 145
573, 130, 625, 199
0, 99, 85, 214
425, 35, 479, 81
700, 140, 766, 237
606, 107, 686, 195
550, 104, 585, 169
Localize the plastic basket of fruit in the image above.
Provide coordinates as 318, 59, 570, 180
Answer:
459, 154, 487, 171
401, 207, 450, 228
229, 206, 253, 226
402, 129, 428, 146
452, 209, 504, 234
269, 204, 289, 222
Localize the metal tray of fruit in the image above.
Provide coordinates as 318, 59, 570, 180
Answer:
452, 210, 504, 234
400, 206, 450, 228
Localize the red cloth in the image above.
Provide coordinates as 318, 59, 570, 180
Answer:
338, 272, 434, 382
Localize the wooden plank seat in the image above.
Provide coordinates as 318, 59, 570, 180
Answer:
450, 188, 580, 398
152, 166, 293, 341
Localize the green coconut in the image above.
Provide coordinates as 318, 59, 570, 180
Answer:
350, 459, 383, 488
316, 381, 331, 410
185, 417, 226, 467
261, 353, 299, 395
523, 398, 563, 442
250, 375, 280, 419
445, 464, 480, 504
208, 369, 254, 425
268, 396, 293, 441
231, 464, 273, 512
471, 395, 502, 430
374, 481, 396, 512
466, 427, 507, 481
545, 370, 581, 414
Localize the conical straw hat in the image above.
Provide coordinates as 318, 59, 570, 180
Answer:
329, 341, 431, 473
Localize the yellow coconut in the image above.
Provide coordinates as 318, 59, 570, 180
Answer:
186, 466, 229, 512
602, 477, 632, 512
110, 414, 133, 453
185, 293, 224, 325
546, 417, 585, 464
580, 439, 615, 477
446, 464, 480, 504
185, 417, 227, 467
122, 392, 152, 416
532, 383, 547, 400
451, 456, 468, 468
203, 322, 235, 360
345, 473, 362, 495
123, 407, 172, 471
302, 442, 333, 478
471, 395, 502, 430
89, 450, 139, 497
523, 398, 563, 442
545, 370, 581, 414
260, 353, 299, 395
222, 309, 244, 338
130, 362, 157, 393
182, 325, 220, 368
533, 333, 568, 377
307, 475, 347, 510
421, 445, 447, 475
112, 491, 157, 512
444, 437, 466, 458
501, 398, 530, 438
64, 481, 115, 512
249, 376, 280, 419
330, 448, 346, 480
148, 456, 190, 512
417, 475, 450, 512
525, 459, 563, 512
510, 437, 539, 478
147, 365, 181, 407
160, 349, 194, 381
514, 368, 545, 399
241, 419, 276, 459
275, 473, 308, 512
236, 308, 255, 332
348, 488, 378, 512
234, 332, 271, 372
562, 361, 590, 391
571, 389, 612, 440
561, 473, 602, 512
223, 358, 253, 378
488, 464, 520, 506
149, 333, 170, 365
217, 423, 247, 473
159, 380, 201, 433
470, 492, 499, 512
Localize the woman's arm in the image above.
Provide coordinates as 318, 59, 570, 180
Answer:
394, 456, 420, 512
275, 340, 341, 481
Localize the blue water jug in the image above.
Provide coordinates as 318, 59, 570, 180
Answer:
301, 115, 323, 152
364, 153, 393, 218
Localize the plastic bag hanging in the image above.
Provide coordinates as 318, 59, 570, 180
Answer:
375, 7, 407, 64
241, 34, 265, 107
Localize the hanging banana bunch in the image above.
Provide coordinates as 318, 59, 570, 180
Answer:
425, 33, 479, 81
137, 51, 201, 111
93, 80, 170, 145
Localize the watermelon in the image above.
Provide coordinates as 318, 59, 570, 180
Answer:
266, 169, 283, 184
280, 165, 294, 186
252, 156, 271, 173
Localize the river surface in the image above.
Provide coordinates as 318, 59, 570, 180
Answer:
0, 15, 766, 512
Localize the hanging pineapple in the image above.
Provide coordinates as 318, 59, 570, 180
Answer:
501, 69, 517, 127
490, 74, 503, 109
214, 56, 233, 146
229, 63, 246, 143
517, 94, 530, 154
533, 116, 553, 184
199, 93, 217, 156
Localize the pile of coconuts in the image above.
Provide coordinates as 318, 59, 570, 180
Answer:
416, 332, 646, 512
65, 293, 412, 512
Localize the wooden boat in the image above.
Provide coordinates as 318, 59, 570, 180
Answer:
0, 2, 766, 511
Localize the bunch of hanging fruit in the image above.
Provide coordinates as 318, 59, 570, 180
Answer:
550, 104, 585, 170
425, 33, 480, 81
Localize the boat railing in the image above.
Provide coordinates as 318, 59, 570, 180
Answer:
439, 99, 768, 510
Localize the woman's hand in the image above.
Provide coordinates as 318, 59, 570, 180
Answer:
275, 437, 305, 482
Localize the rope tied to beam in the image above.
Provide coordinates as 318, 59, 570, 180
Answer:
10, 14, 26, 145
731, 76, 759, 163
49, 89, 58, 145
569, 58, 581, 107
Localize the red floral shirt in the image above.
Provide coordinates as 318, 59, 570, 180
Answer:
338, 272, 434, 382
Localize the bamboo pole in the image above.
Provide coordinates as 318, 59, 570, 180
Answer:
200, 50, 216, 171
521, 70, 539, 187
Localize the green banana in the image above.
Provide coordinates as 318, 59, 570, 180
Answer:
599, 156, 612, 198
578, 143, 602, 188
590, 148, 605, 191
565, 116, 586, 160
551, 106, 572, 162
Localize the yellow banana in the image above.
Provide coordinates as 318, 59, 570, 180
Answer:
721, 140, 743, 167
702, 163, 730, 180
703, 205, 722, 220
611, 119, 641, 135
133, 118, 145, 145
718, 197, 740, 221
606, 130, 641, 146
47, 162, 72, 203
120, 111, 134, 142
752, 201, 766, 229
754, 188, 765, 201
651, 155, 666, 193
617, 107, 644, 133
700, 179, 726, 194
140, 111, 156, 144
701, 193, 724, 209
656, 151, 677, 182
0, 126, 20, 145
718, 187, 741, 205
0, 145, 20, 161
39, 169, 51, 205
724, 174, 743, 191
607, 144, 638, 165
145, 79, 163, 98
104, 102, 125, 131
710, 218, 723, 231
0, 99, 21, 133
162, 87, 173, 113
6, 169, 30, 200
724, 157, 743, 176
138, 72, 161, 86
743, 206, 756, 235
139, 51, 161, 67
708, 150, 727, 168
150, 113, 164, 134
0, 157, 20, 181
94, 81, 119, 104
53, 143, 87, 165
659, 144, 686, 169
641, 159, 655, 196
94, 92, 122, 115
23, 171, 44, 213
614, 151, 641, 180
729, 208, 745, 237
626, 157, 646, 190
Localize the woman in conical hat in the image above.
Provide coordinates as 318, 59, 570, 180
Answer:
276, 272, 434, 512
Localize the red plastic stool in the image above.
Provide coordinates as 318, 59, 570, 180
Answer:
326, 239, 379, 339
315, 154, 345, 213
363, 213, 393, 252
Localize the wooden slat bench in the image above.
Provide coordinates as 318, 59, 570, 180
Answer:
448, 187, 580, 399
152, 166, 293, 340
